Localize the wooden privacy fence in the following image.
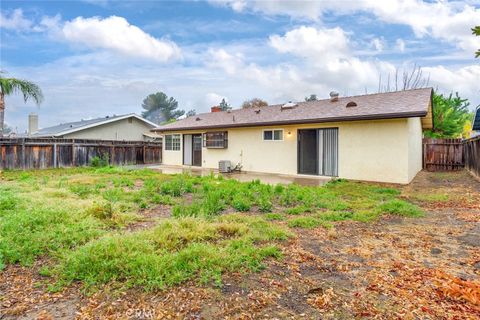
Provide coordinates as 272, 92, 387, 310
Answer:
464, 136, 480, 179
0, 138, 162, 170
422, 138, 464, 171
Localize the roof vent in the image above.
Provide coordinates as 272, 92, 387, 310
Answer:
254, 109, 261, 114
195, 117, 201, 121
281, 101, 297, 110
346, 101, 357, 108
330, 91, 339, 102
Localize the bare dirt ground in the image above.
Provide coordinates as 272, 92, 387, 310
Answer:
1, 170, 479, 319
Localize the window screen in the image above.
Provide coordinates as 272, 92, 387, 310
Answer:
264, 129, 283, 141
165, 134, 181, 150
263, 130, 273, 140
203, 131, 228, 148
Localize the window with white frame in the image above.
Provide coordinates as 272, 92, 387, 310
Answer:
203, 131, 228, 148
263, 129, 283, 141
165, 134, 181, 151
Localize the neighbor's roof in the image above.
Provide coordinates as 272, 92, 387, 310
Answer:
473, 106, 480, 131
153, 88, 433, 132
33, 113, 158, 137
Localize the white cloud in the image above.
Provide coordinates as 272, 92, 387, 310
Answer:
1, 10, 182, 62
208, 0, 324, 19
60, 16, 181, 62
207, 48, 244, 74
0, 9, 33, 31
424, 64, 480, 103
371, 38, 385, 52
361, 1, 480, 55
213, 0, 480, 55
208, 26, 396, 102
269, 26, 349, 59
204, 93, 227, 108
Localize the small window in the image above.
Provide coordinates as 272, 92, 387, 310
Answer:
128, 118, 133, 123
263, 129, 283, 141
263, 130, 273, 140
203, 131, 228, 148
165, 134, 181, 151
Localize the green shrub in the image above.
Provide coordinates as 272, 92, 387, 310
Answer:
377, 199, 423, 217
273, 184, 285, 194
90, 153, 110, 168
257, 197, 273, 213
202, 191, 225, 216
160, 176, 193, 196
232, 195, 252, 212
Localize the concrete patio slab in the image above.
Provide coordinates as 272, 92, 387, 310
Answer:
142, 164, 331, 186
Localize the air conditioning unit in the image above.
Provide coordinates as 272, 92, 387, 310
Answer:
219, 160, 232, 173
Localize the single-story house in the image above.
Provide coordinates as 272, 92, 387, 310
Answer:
152, 88, 434, 184
29, 113, 160, 141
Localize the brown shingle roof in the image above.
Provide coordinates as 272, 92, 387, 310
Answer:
153, 88, 433, 132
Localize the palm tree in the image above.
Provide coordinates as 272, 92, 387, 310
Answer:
0, 72, 44, 137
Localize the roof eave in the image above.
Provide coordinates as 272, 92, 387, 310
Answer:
45, 114, 158, 137
152, 111, 428, 132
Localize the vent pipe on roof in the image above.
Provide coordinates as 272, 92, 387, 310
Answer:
28, 113, 38, 136
346, 101, 357, 108
330, 91, 339, 102
281, 101, 297, 110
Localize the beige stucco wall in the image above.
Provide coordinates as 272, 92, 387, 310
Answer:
161, 118, 424, 184
62, 118, 153, 141
407, 117, 423, 182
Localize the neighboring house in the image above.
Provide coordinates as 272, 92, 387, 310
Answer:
473, 106, 480, 132
153, 88, 434, 184
29, 113, 160, 141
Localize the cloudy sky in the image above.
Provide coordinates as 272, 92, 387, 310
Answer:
1, 0, 479, 132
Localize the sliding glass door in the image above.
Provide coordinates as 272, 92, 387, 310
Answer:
183, 134, 202, 166
298, 128, 338, 176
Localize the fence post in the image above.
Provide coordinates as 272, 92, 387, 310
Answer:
72, 140, 76, 167
21, 138, 26, 169
111, 145, 115, 165
53, 142, 57, 168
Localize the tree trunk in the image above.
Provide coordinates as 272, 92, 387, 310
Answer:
0, 92, 4, 138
